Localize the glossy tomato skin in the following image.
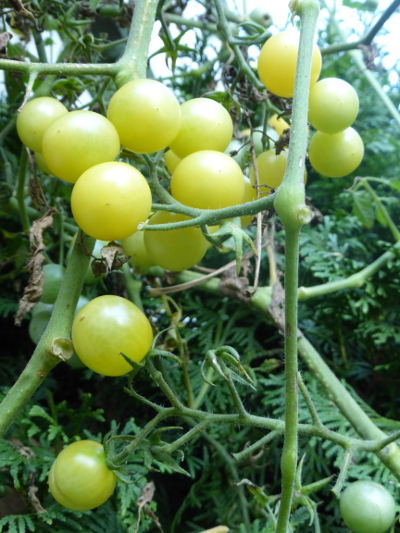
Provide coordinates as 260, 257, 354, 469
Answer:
42, 111, 120, 183
17, 97, 68, 152
144, 211, 209, 271
107, 79, 181, 154
257, 30, 321, 98
308, 127, 364, 178
308, 78, 359, 134
72, 295, 153, 376
164, 150, 181, 174
339, 480, 396, 533
49, 440, 117, 511
169, 98, 233, 159
171, 150, 245, 210
71, 162, 152, 242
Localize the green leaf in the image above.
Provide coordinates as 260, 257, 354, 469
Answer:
352, 190, 375, 228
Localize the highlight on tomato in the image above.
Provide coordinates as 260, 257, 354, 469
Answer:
71, 161, 152, 242
48, 440, 117, 511
169, 97, 233, 159
143, 211, 209, 271
257, 29, 322, 98
72, 295, 153, 376
41, 110, 120, 183
308, 127, 364, 178
17, 97, 68, 152
171, 150, 245, 210
107, 78, 181, 154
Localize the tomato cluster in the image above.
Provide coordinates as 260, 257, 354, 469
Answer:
257, 29, 364, 179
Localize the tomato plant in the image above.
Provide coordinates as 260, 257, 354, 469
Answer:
41, 110, 121, 183
308, 78, 359, 134
48, 440, 117, 511
107, 79, 181, 154
171, 150, 245, 210
308, 127, 364, 178
72, 295, 153, 376
143, 211, 209, 271
169, 98, 233, 159
71, 161, 152, 241
339, 480, 396, 533
257, 30, 322, 98
16, 97, 68, 152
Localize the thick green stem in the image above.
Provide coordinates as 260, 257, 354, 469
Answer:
0, 234, 95, 437
114, 0, 159, 87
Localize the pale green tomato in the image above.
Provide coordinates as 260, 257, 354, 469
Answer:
16, 97, 68, 152
308, 78, 359, 134
72, 295, 153, 376
249, 6, 272, 27
144, 211, 209, 271
41, 111, 120, 183
249, 149, 288, 191
258, 30, 322, 98
71, 162, 152, 241
40, 264, 66, 304
225, 139, 246, 168
165, 150, 181, 174
121, 231, 156, 268
34, 152, 52, 175
49, 440, 117, 510
107, 79, 181, 154
308, 127, 364, 178
171, 150, 245, 210
169, 98, 233, 159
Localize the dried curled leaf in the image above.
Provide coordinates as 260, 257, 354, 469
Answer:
0, 32, 12, 56
91, 241, 131, 277
15, 215, 54, 325
135, 482, 164, 533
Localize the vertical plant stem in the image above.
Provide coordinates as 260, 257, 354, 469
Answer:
16, 147, 30, 235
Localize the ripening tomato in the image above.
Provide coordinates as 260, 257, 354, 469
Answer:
339, 480, 396, 533
121, 231, 156, 268
268, 114, 290, 137
144, 211, 209, 271
40, 264, 66, 304
71, 162, 152, 241
49, 440, 117, 511
107, 79, 181, 154
165, 150, 181, 174
72, 295, 153, 376
17, 97, 68, 152
171, 150, 245, 210
308, 127, 364, 178
308, 78, 359, 134
169, 98, 233, 159
249, 149, 288, 191
257, 30, 322, 98
41, 110, 120, 183
34, 152, 52, 175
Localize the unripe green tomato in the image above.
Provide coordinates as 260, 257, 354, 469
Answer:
120, 231, 156, 268
29, 309, 52, 344
249, 6, 273, 27
144, 211, 209, 271
16, 97, 68, 152
31, 301, 54, 317
169, 98, 233, 159
164, 150, 181, 174
225, 139, 246, 168
107, 79, 181, 154
171, 150, 245, 210
308, 78, 359, 134
340, 480, 396, 533
308, 127, 364, 178
40, 264, 66, 304
258, 30, 322, 98
34, 152, 53, 175
42, 111, 121, 183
